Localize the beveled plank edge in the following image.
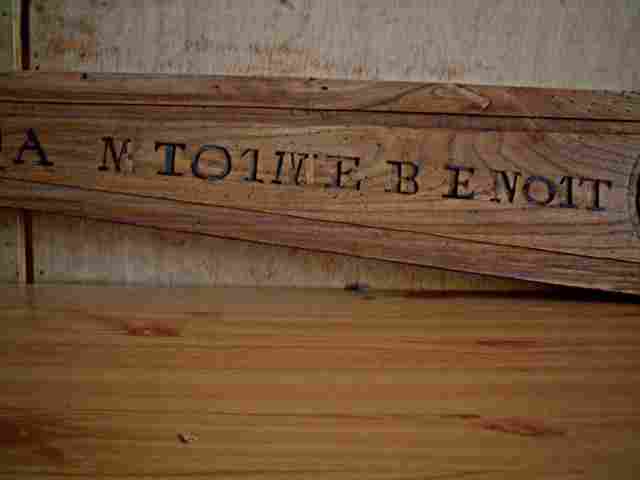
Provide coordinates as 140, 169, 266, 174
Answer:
1, 179, 638, 295
0, 72, 639, 121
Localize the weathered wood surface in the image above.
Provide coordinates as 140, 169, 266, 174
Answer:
0, 207, 20, 282
29, 0, 640, 91
31, 211, 532, 290
1, 285, 639, 478
0, 0, 19, 73
2, 178, 640, 294
3, 72, 640, 120
20, 0, 640, 292
1, 75, 640, 292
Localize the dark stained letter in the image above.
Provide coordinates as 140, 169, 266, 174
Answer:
326, 155, 362, 190
559, 176, 577, 209
15, 128, 53, 166
523, 176, 557, 206
99, 137, 131, 172
386, 161, 419, 195
579, 178, 612, 211
490, 170, 520, 203
192, 144, 232, 181
242, 149, 264, 183
156, 142, 186, 176
272, 151, 308, 186
443, 165, 475, 199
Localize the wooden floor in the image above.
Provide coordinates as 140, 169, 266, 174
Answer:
1, 285, 639, 478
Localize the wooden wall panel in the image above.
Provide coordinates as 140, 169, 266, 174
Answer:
31, 212, 538, 290
25, 0, 639, 290
30, 0, 640, 90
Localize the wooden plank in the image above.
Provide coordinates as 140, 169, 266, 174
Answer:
0, 1, 23, 284
0, 208, 19, 282
0, 0, 19, 73
2, 101, 640, 264
2, 72, 640, 120
1, 85, 640, 293
29, 0, 640, 92
1, 179, 639, 294
1, 284, 639, 478
31, 211, 533, 290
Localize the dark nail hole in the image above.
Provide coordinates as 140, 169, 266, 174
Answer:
81, 73, 88, 80
321, 86, 328, 91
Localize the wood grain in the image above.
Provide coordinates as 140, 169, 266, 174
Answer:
29, 0, 640, 91
0, 3, 22, 284
2, 71, 640, 120
0, 207, 19, 282
1, 284, 639, 478
31, 211, 533, 290
0, 0, 19, 73
20, 0, 640, 292
1, 91, 640, 292
1, 179, 639, 294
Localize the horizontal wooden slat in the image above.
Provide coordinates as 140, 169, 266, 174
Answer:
2, 74, 640, 293
1, 179, 639, 294
1, 72, 640, 120
1, 285, 639, 478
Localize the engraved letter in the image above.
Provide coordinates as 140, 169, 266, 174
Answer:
326, 155, 362, 190
15, 128, 53, 166
559, 176, 577, 209
272, 151, 307, 186
386, 161, 419, 195
490, 170, 520, 203
156, 142, 186, 176
579, 178, 612, 211
443, 165, 475, 199
523, 176, 556, 206
192, 144, 232, 181
242, 148, 264, 183
99, 137, 131, 172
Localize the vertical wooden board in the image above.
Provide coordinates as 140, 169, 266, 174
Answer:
31, 212, 540, 290
0, 1, 21, 283
0, 208, 19, 282
0, 0, 18, 73
31, 0, 640, 90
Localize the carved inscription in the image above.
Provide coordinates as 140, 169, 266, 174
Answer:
0, 128, 616, 212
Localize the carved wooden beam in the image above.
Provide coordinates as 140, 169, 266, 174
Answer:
1, 72, 640, 293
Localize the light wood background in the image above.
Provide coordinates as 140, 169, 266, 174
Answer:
2, 0, 639, 289
2, 285, 639, 478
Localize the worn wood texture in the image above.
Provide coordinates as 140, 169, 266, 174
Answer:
1, 77, 639, 292
24, 0, 640, 291
2, 99, 640, 262
1, 285, 639, 478
0, 0, 19, 73
0, 1, 22, 283
30, 0, 640, 91
30, 212, 531, 289
4, 72, 640, 120
2, 178, 640, 294
0, 208, 20, 282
